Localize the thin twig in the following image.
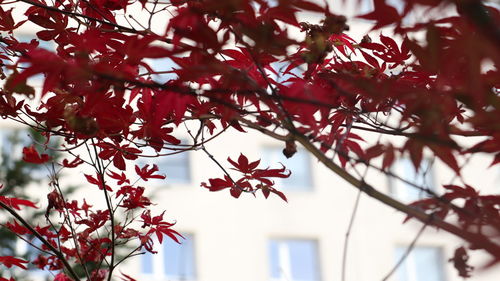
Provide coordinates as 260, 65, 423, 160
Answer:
0, 200, 80, 281
381, 223, 428, 281
291, 131, 500, 260
341, 189, 362, 281
90, 139, 116, 281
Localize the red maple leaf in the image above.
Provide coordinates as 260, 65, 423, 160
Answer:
22, 145, 50, 164
140, 210, 183, 244
228, 153, 261, 174
135, 164, 166, 181
53, 273, 73, 281
84, 173, 112, 192
0, 196, 38, 210
4, 220, 29, 235
97, 142, 141, 170
62, 156, 84, 168
201, 175, 234, 192
107, 170, 130, 185
0, 256, 28, 269
120, 273, 137, 281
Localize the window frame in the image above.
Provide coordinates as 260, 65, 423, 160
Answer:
141, 233, 197, 281
268, 238, 321, 281
389, 157, 436, 203
137, 146, 192, 186
394, 245, 446, 281
142, 57, 179, 84
260, 146, 314, 192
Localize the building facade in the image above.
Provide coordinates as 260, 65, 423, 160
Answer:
121, 129, 500, 281
2, 1, 500, 281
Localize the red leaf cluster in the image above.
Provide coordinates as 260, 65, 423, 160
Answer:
0, 196, 37, 210
202, 154, 289, 201
0, 256, 28, 269
22, 145, 50, 164
0, 0, 499, 279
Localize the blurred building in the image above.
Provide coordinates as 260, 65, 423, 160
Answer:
2, 1, 500, 281
118, 128, 500, 281
2, 123, 499, 281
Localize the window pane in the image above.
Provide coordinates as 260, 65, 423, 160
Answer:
395, 247, 410, 281
164, 234, 196, 279
149, 57, 178, 83
269, 241, 281, 279
141, 234, 196, 280
395, 246, 445, 281
288, 240, 319, 281
141, 251, 154, 274
391, 158, 434, 202
160, 152, 191, 183
261, 147, 312, 191
269, 239, 320, 281
270, 61, 304, 84
139, 146, 191, 185
18, 35, 54, 50
414, 247, 445, 281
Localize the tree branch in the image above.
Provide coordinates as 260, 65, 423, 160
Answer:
0, 200, 80, 281
291, 132, 500, 260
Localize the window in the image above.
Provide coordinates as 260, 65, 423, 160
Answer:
139, 146, 191, 185
17, 35, 54, 50
395, 246, 445, 281
261, 147, 312, 191
145, 57, 178, 84
159, 151, 191, 184
142, 234, 196, 280
269, 239, 320, 281
390, 158, 435, 203
269, 61, 304, 84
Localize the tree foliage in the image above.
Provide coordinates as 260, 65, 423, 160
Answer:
0, 0, 499, 280
0, 128, 61, 279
